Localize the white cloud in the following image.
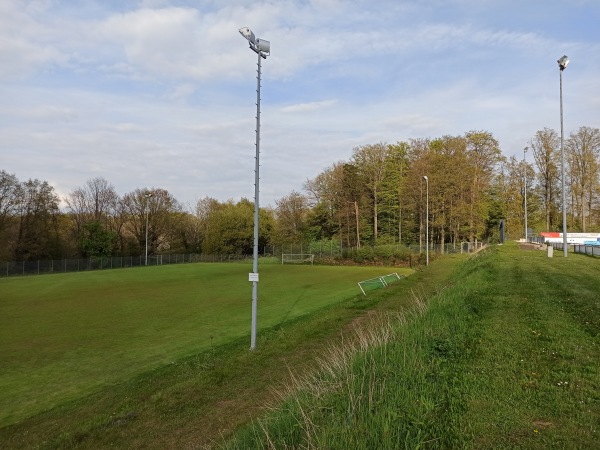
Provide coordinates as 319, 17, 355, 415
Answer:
165, 83, 197, 102
104, 123, 148, 133
0, 1, 65, 77
383, 113, 448, 137
280, 99, 337, 113
8, 104, 77, 122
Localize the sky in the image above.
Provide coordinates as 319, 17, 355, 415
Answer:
1, 0, 599, 210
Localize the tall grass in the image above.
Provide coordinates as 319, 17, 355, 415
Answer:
224, 285, 472, 449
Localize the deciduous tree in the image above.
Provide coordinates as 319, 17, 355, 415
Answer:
273, 191, 309, 245
65, 177, 119, 256
352, 143, 389, 242
566, 126, 600, 231
465, 130, 502, 241
201, 199, 273, 255
530, 128, 560, 231
14, 179, 61, 260
122, 188, 182, 256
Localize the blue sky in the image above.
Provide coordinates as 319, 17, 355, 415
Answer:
1, 0, 599, 210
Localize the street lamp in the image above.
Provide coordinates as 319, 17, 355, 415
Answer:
523, 146, 528, 242
558, 55, 569, 257
423, 176, 429, 266
144, 191, 154, 266
239, 27, 270, 351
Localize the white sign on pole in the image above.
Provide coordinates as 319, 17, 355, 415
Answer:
248, 273, 259, 282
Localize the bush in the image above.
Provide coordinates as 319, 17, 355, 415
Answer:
333, 244, 413, 266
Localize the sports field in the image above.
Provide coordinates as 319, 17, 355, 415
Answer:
0, 262, 411, 427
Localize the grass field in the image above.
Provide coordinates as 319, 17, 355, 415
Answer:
0, 263, 411, 428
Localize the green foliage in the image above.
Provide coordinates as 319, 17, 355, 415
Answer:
78, 220, 117, 258
343, 244, 412, 265
201, 199, 274, 254
12, 178, 62, 260
307, 238, 342, 256
272, 191, 310, 246
305, 201, 339, 241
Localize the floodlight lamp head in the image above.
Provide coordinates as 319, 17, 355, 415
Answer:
239, 27, 256, 44
239, 27, 270, 57
557, 55, 569, 71
256, 38, 270, 54
423, 175, 428, 181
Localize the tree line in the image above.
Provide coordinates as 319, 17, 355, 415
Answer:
1, 126, 599, 262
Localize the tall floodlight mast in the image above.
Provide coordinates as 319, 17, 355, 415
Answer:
558, 55, 569, 257
239, 27, 270, 350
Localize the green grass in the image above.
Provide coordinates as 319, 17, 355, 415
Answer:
0, 262, 411, 428
224, 243, 600, 449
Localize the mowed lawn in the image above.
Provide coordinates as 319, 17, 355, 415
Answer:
0, 263, 410, 427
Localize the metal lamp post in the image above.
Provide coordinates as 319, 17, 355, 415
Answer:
423, 176, 429, 266
523, 146, 528, 242
239, 27, 270, 350
558, 55, 569, 257
144, 191, 154, 266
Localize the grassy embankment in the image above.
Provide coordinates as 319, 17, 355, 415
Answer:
225, 242, 600, 449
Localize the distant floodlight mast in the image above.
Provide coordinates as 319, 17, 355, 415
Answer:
523, 147, 528, 242
423, 176, 429, 266
144, 191, 154, 266
558, 55, 569, 257
239, 27, 270, 351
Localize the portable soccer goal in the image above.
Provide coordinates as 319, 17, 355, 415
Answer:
358, 273, 404, 295
281, 253, 315, 265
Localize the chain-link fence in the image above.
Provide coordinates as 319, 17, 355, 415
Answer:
267, 241, 485, 258
0, 241, 486, 278
416, 242, 486, 255
0, 254, 256, 277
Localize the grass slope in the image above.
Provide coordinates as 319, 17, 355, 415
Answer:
225, 243, 600, 449
0, 263, 410, 429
